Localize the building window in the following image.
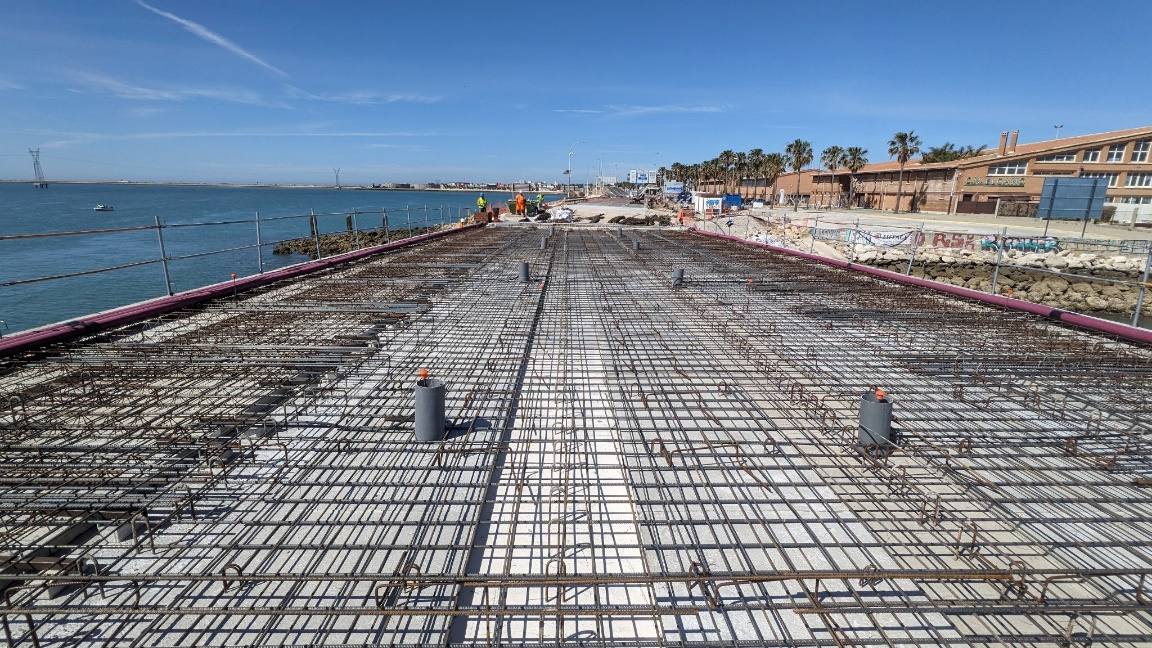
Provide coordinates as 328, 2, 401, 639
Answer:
1132, 141, 1150, 162
988, 161, 1027, 175
1107, 143, 1126, 162
1111, 196, 1152, 205
1035, 152, 1077, 162
1082, 149, 1100, 163
1125, 173, 1152, 187
1082, 172, 1119, 187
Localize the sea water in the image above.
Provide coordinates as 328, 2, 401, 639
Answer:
0, 183, 549, 333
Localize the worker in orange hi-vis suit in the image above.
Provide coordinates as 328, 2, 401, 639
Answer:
515, 192, 526, 215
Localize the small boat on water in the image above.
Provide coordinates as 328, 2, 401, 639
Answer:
93, 204, 114, 212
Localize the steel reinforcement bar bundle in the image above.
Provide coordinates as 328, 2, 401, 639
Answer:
0, 224, 1150, 647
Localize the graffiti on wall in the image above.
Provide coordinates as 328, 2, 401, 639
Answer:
913, 231, 980, 250
979, 235, 1059, 252
855, 230, 914, 247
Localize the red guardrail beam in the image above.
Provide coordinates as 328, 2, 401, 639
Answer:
690, 228, 1152, 346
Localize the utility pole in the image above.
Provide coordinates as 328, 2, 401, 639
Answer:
29, 149, 47, 188
1054, 124, 1064, 139
333, 168, 341, 189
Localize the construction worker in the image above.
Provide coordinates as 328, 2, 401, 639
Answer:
535, 193, 545, 210
515, 191, 526, 216
476, 193, 488, 214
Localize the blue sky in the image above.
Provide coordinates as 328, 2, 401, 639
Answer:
1, 0, 1150, 184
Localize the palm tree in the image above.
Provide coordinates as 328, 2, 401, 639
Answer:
887, 131, 922, 213
716, 150, 736, 193
704, 159, 723, 193
763, 153, 786, 205
785, 139, 813, 211
746, 148, 765, 200
733, 151, 748, 196
842, 147, 869, 209
820, 145, 844, 208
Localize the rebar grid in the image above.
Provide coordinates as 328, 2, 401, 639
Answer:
0, 225, 1150, 647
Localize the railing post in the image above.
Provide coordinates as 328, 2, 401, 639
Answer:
382, 208, 389, 240
906, 223, 924, 275
990, 226, 1007, 295
309, 209, 321, 259
254, 211, 265, 274
810, 215, 820, 252
153, 215, 173, 296
351, 211, 361, 249
851, 217, 861, 261
424, 204, 429, 230
405, 204, 411, 236
1133, 240, 1152, 328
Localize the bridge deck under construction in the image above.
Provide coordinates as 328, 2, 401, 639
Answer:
1, 225, 1151, 647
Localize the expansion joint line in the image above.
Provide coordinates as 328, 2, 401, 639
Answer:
446, 241, 557, 644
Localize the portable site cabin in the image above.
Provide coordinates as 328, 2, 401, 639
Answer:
693, 193, 723, 218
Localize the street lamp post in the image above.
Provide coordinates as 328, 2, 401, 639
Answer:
567, 151, 574, 197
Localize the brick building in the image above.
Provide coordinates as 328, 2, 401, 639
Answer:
806, 125, 1152, 214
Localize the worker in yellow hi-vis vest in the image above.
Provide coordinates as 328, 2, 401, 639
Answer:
476, 193, 488, 214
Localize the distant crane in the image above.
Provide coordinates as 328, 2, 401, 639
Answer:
29, 148, 47, 188
333, 168, 341, 189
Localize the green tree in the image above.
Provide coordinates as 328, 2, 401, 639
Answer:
920, 143, 986, 163
820, 145, 845, 208
887, 131, 922, 213
763, 153, 786, 205
704, 158, 723, 193
733, 151, 748, 196
746, 148, 766, 199
716, 150, 736, 193
785, 139, 814, 211
842, 147, 869, 209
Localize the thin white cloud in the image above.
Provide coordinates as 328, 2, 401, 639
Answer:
606, 104, 726, 116
554, 104, 727, 117
70, 71, 279, 107
284, 85, 441, 105
0, 78, 23, 91
26, 128, 437, 148
127, 106, 169, 117
363, 143, 428, 150
66, 72, 437, 110
135, 0, 288, 78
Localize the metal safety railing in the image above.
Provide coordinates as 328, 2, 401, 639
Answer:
0, 204, 470, 291
692, 211, 1152, 328
0, 204, 475, 334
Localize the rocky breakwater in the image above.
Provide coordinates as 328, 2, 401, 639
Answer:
273, 226, 440, 260
848, 245, 1147, 315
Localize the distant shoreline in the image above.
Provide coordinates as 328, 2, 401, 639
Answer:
0, 180, 561, 193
